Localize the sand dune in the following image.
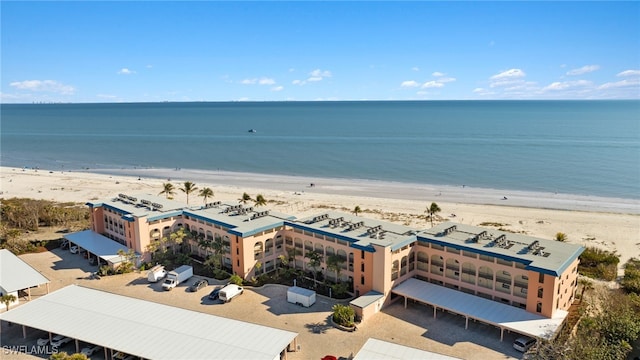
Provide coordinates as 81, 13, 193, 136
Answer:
2, 166, 638, 272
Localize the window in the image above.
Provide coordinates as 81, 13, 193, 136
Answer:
539, 273, 545, 283
361, 250, 365, 259
361, 263, 365, 272
462, 251, 476, 258
361, 276, 365, 285
431, 243, 444, 251
536, 302, 542, 313
538, 287, 544, 298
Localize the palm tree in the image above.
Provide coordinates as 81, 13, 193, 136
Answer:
327, 254, 345, 283
353, 206, 361, 216
426, 202, 441, 227
555, 232, 568, 242
255, 194, 267, 207
159, 182, 176, 199
239, 192, 252, 204
579, 278, 594, 302
287, 247, 301, 269
1, 294, 17, 312
198, 187, 214, 204
180, 181, 198, 204
305, 251, 323, 286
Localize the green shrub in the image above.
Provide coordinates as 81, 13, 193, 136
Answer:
332, 304, 355, 327
621, 258, 640, 295
579, 247, 620, 281
229, 274, 243, 286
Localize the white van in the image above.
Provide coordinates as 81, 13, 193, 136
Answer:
219, 284, 243, 302
513, 337, 536, 352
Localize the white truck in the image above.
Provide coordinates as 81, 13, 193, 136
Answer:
219, 284, 243, 302
287, 286, 316, 307
162, 265, 193, 291
147, 264, 167, 282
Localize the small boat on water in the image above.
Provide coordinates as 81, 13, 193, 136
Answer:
248, 129, 257, 133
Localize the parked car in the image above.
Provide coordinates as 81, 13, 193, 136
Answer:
37, 336, 51, 346
81, 344, 102, 356
208, 287, 221, 300
188, 279, 208, 292
70, 245, 79, 254
513, 337, 536, 352
113, 351, 136, 360
50, 335, 73, 348
60, 240, 69, 249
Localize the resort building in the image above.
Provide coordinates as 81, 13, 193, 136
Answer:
85, 193, 583, 329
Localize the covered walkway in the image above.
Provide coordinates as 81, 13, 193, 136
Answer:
392, 278, 567, 341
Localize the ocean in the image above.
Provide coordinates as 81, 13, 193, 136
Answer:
1, 100, 639, 199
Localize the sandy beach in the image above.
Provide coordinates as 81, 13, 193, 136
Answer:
1, 166, 639, 272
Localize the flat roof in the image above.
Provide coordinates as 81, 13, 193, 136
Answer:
350, 291, 383, 309
0, 285, 297, 360
63, 230, 136, 264
353, 338, 461, 360
0, 249, 50, 293
288, 211, 417, 252
86, 193, 187, 219
418, 222, 584, 276
185, 202, 295, 237
392, 278, 567, 340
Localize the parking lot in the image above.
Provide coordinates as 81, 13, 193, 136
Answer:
1, 248, 523, 360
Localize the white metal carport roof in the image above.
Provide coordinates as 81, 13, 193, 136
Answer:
0, 249, 50, 293
63, 230, 133, 264
392, 278, 567, 340
0, 285, 298, 360
353, 338, 461, 360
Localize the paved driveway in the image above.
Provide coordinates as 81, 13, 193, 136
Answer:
1, 249, 522, 360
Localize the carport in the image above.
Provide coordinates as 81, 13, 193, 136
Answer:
63, 230, 138, 268
0, 249, 50, 306
392, 278, 567, 341
0, 285, 299, 360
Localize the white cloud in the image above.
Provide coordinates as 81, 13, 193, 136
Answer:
412, 67, 420, 72
258, 78, 275, 85
401, 80, 420, 88
241, 77, 276, 85
292, 69, 333, 86
437, 77, 456, 83
543, 80, 592, 91
490, 69, 526, 80
310, 69, 332, 78
489, 69, 527, 88
432, 71, 445, 77
472, 88, 485, 93
271, 86, 284, 92
422, 81, 444, 88
598, 78, 640, 89
118, 68, 135, 75
617, 69, 640, 77
10, 80, 75, 94
566, 65, 599, 76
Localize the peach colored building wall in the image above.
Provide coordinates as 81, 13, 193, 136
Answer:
88, 202, 581, 319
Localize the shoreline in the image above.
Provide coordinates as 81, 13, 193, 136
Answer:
83, 167, 640, 214
2, 166, 639, 270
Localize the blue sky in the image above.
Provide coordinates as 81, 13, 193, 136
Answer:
1, 1, 639, 103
